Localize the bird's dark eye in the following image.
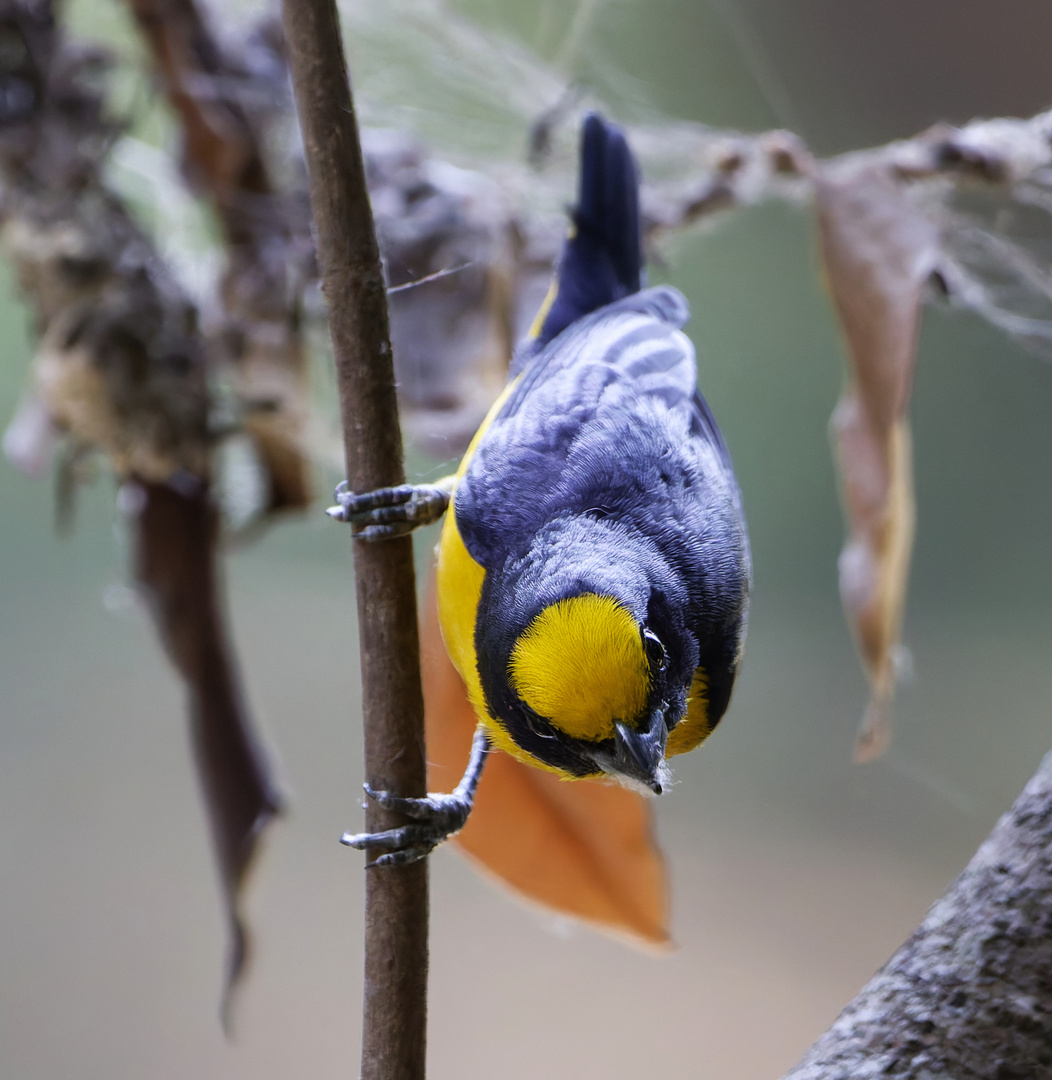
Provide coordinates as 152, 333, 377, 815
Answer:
642, 629, 667, 672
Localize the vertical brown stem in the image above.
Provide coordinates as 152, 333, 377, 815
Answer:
280, 3, 429, 1078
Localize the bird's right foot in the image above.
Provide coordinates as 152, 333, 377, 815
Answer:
326, 479, 453, 540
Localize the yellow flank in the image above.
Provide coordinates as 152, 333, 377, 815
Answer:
436, 511, 487, 714
527, 279, 559, 339
666, 668, 710, 756
436, 373, 572, 773
509, 595, 650, 742
527, 223, 577, 340
437, 509, 566, 771
435, 372, 517, 713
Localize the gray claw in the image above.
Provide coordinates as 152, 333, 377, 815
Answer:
326, 482, 451, 539
341, 824, 429, 851
363, 783, 451, 821
341, 726, 491, 867
367, 846, 435, 868
356, 522, 417, 541
339, 787, 472, 866
340, 821, 444, 867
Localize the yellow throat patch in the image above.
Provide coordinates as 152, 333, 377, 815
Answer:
508, 594, 650, 742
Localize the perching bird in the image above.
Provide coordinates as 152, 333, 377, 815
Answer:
331, 112, 751, 866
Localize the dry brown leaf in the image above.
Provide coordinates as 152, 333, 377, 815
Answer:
816, 165, 937, 761
420, 573, 669, 947
132, 480, 284, 1028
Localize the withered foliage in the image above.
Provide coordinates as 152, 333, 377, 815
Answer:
808, 118, 1052, 756
0, 0, 566, 1022
0, 0, 283, 1024
626, 106, 1052, 755
126, 0, 315, 513
816, 166, 936, 761
364, 124, 550, 456
0, 2, 208, 483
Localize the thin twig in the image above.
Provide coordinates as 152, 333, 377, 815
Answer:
386, 261, 474, 295
280, 2, 429, 1078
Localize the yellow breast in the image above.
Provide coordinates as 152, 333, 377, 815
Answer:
508, 595, 649, 741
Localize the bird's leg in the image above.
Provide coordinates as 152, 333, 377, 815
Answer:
341, 725, 491, 867
326, 474, 455, 541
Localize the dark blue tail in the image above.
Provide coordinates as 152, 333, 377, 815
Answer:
530, 113, 643, 348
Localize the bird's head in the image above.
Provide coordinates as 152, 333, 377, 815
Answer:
475, 560, 702, 793
471, 515, 713, 787
507, 591, 691, 791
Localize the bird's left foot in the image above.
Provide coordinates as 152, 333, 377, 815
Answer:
326, 479, 453, 540
341, 725, 490, 867
341, 786, 475, 867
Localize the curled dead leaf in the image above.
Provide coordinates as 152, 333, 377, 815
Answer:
831, 399, 915, 761
131, 480, 284, 1028
816, 164, 937, 760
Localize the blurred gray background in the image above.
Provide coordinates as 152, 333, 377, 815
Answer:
3, 1, 1052, 1077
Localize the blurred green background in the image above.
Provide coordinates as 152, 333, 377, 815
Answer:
3, 1, 1052, 1077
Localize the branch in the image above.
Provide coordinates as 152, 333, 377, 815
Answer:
280, 3, 429, 1078
639, 110, 1052, 229
781, 750, 1052, 1078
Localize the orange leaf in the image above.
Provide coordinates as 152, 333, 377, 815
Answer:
817, 165, 937, 760
420, 571, 670, 947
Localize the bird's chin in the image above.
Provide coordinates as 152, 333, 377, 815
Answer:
587, 717, 671, 794
595, 758, 672, 797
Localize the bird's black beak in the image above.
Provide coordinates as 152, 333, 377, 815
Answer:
592, 709, 669, 794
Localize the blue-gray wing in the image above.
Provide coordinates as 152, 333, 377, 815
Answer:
455, 285, 740, 568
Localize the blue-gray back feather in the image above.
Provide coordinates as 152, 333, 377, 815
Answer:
458, 285, 740, 575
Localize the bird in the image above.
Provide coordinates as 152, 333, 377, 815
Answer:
330, 112, 751, 867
